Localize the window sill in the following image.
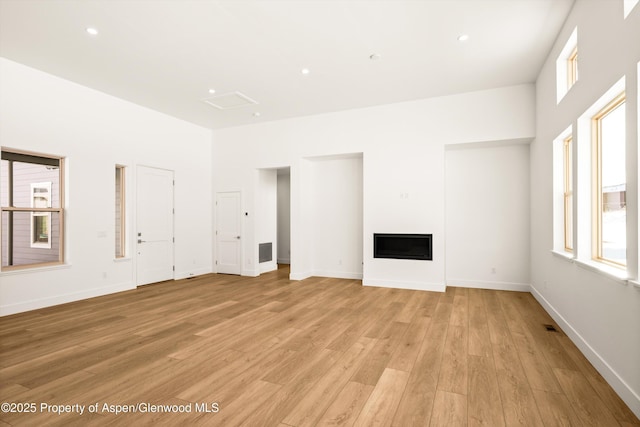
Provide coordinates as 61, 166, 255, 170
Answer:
628, 280, 640, 291
573, 259, 628, 285
551, 249, 574, 260
114, 257, 132, 263
0, 263, 72, 277
550, 250, 629, 285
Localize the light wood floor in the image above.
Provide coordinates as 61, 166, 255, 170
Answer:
1, 266, 638, 426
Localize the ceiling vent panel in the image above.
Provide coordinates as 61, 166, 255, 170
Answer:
203, 91, 258, 110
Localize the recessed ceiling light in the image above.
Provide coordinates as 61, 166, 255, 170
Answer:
208, 89, 216, 94
301, 68, 310, 75
457, 34, 469, 42
369, 53, 381, 61
253, 112, 261, 118
86, 27, 99, 36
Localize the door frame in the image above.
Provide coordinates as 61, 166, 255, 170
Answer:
135, 164, 175, 286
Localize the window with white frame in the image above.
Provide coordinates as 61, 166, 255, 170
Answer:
115, 165, 126, 258
592, 93, 626, 267
563, 136, 573, 252
553, 127, 574, 254
1, 149, 64, 270
556, 27, 578, 103
567, 46, 578, 90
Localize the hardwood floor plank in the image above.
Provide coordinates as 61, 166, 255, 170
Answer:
176, 346, 293, 402
430, 390, 467, 427
316, 381, 374, 427
484, 290, 512, 346
531, 389, 584, 427
492, 339, 545, 427
415, 291, 441, 318
394, 291, 426, 323
554, 368, 621, 427
363, 302, 406, 339
236, 347, 343, 426
449, 288, 469, 327
391, 309, 448, 427
511, 329, 563, 393
487, 293, 545, 427
467, 355, 505, 427
431, 299, 453, 324
353, 368, 409, 427
196, 379, 281, 427
102, 350, 239, 405
351, 321, 409, 386
437, 324, 468, 395
387, 315, 430, 372
467, 288, 492, 358
282, 337, 376, 427
0, 382, 29, 402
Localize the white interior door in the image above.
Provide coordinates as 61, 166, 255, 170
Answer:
137, 166, 174, 285
216, 191, 241, 275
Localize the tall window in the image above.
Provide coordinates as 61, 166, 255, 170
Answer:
1, 150, 64, 270
563, 136, 573, 252
115, 165, 126, 258
567, 46, 578, 90
556, 27, 578, 103
592, 93, 626, 267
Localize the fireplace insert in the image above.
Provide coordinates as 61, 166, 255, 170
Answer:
373, 233, 432, 260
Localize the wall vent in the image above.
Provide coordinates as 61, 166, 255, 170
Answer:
259, 242, 272, 263
203, 91, 258, 110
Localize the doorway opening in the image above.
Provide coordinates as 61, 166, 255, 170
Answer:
277, 168, 291, 267
256, 167, 291, 275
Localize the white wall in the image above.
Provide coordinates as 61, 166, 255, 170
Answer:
308, 154, 363, 279
277, 171, 291, 264
445, 141, 530, 291
531, 0, 640, 416
212, 83, 535, 291
257, 169, 277, 273
0, 58, 213, 315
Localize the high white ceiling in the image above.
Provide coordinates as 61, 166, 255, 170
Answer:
0, 0, 574, 129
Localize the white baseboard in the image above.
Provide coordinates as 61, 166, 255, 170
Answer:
530, 285, 640, 419
364, 278, 446, 292
290, 271, 312, 281
447, 278, 531, 292
241, 269, 259, 277
174, 267, 212, 280
312, 270, 363, 280
0, 281, 135, 316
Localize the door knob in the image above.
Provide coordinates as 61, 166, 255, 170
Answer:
236, 236, 241, 239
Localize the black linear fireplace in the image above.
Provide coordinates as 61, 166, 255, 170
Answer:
374, 233, 432, 261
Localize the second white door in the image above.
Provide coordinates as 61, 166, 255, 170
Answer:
216, 191, 241, 275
